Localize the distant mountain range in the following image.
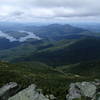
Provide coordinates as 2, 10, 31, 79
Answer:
23, 24, 96, 41
9, 38, 100, 66
0, 23, 100, 63
0, 24, 91, 51
0, 37, 100, 67
0, 23, 98, 44
71, 22, 100, 32
0, 22, 100, 100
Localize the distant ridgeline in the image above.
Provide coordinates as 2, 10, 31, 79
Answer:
0, 24, 100, 100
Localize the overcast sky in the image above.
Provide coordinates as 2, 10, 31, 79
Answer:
0, 0, 100, 23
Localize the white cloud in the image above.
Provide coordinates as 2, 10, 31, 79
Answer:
0, 0, 100, 22
0, 31, 17, 42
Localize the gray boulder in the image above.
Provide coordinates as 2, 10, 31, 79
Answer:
66, 82, 98, 100
66, 83, 81, 100
0, 82, 19, 100
76, 82, 96, 98
8, 84, 49, 100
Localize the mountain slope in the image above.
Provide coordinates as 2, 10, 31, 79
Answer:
0, 23, 95, 41
0, 60, 98, 100
0, 61, 82, 100
0, 23, 100, 66
25, 24, 93, 41
0, 39, 55, 61
58, 60, 100, 78
0, 38, 21, 50
0, 23, 92, 51
12, 38, 100, 66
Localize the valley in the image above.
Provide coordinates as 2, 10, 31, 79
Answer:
0, 23, 100, 100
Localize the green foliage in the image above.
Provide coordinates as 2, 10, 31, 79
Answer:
58, 60, 100, 78
0, 38, 100, 99
11, 38, 100, 66
0, 61, 98, 100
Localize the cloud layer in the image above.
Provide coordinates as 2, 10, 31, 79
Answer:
0, 30, 41, 42
0, 0, 100, 22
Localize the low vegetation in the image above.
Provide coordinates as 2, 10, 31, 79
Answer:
0, 60, 100, 100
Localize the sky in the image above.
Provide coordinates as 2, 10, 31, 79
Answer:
0, 0, 100, 23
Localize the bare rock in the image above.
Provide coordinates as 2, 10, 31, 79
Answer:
8, 84, 49, 100
66, 82, 97, 100
0, 82, 19, 100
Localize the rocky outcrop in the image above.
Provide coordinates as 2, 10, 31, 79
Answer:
1, 80, 100, 100
0, 82, 19, 100
66, 81, 100, 100
8, 84, 49, 100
